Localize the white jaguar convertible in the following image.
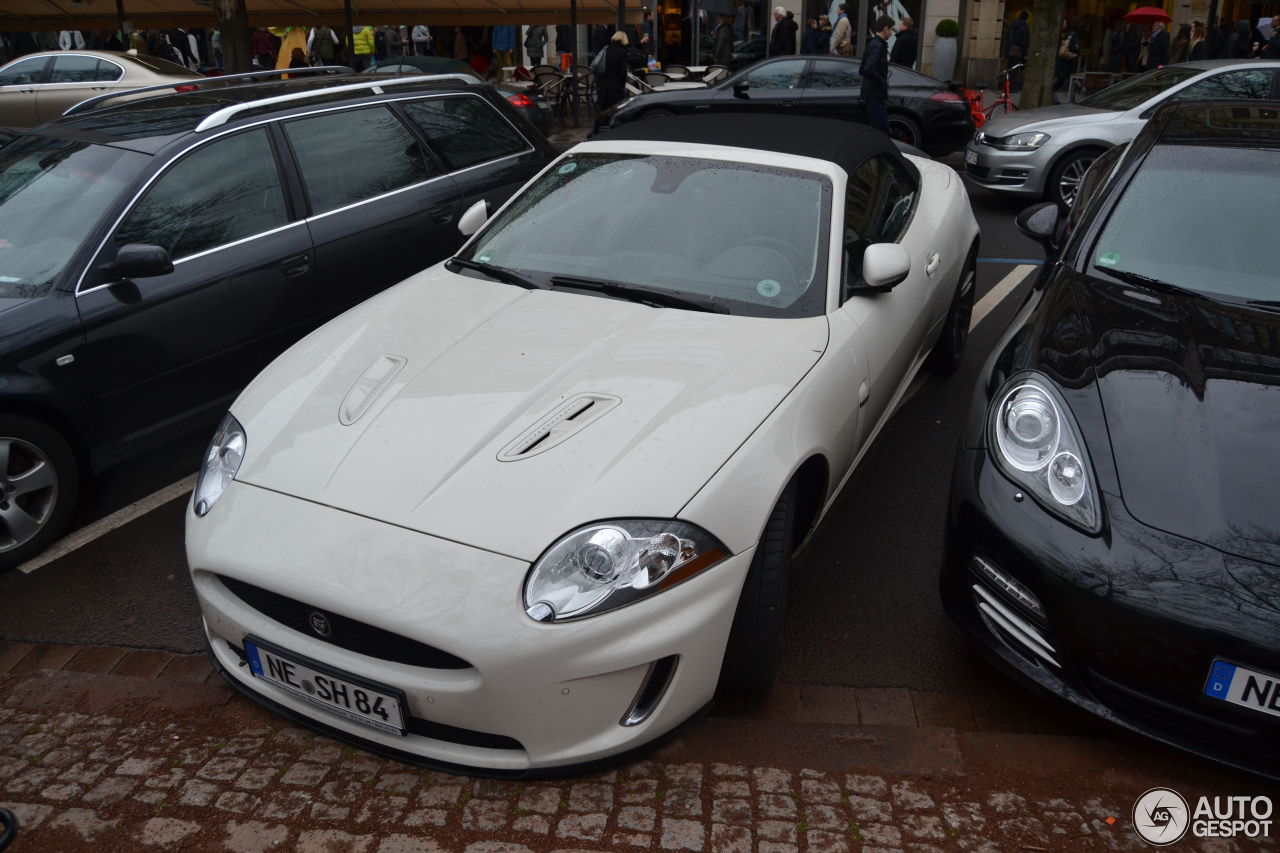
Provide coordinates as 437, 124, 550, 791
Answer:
186, 115, 980, 775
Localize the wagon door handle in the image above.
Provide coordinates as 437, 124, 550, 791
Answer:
428, 203, 455, 225
280, 253, 311, 277
925, 253, 941, 276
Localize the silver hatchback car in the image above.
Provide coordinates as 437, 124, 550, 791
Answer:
964, 59, 1280, 206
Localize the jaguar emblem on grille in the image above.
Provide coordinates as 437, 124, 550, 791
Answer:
309, 611, 333, 639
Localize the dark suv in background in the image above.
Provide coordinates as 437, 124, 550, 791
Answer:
0, 70, 556, 569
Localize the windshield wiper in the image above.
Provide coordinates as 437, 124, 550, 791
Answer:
548, 275, 729, 314
446, 257, 547, 290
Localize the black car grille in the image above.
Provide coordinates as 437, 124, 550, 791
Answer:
219, 575, 472, 670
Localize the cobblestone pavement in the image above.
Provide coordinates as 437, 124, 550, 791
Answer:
1, 644, 1277, 852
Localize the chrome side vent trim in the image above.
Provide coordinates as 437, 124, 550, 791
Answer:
621, 655, 679, 727
972, 584, 1061, 669
497, 393, 621, 461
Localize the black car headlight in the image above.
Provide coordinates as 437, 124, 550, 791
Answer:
988, 374, 1100, 532
523, 520, 728, 622
193, 413, 245, 517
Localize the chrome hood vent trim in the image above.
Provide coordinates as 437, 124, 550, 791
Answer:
497, 393, 621, 461
339, 354, 407, 426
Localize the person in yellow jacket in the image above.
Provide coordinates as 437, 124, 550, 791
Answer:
353, 25, 375, 70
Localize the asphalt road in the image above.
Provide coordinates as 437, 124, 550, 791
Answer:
0, 176, 1083, 732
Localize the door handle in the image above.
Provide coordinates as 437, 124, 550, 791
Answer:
925, 253, 941, 276
428, 204, 455, 225
694, 104, 710, 111
781, 100, 796, 107
279, 253, 310, 277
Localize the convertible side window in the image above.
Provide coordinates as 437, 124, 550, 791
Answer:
842, 155, 917, 295
115, 128, 289, 260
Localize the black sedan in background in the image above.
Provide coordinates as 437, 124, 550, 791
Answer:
594, 55, 973, 156
942, 100, 1280, 781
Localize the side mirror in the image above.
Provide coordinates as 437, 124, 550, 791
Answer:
457, 200, 489, 237
859, 243, 911, 291
733, 80, 750, 96
1015, 201, 1061, 252
107, 244, 173, 279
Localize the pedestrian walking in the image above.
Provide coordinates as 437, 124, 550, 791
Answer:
831, 3, 853, 55
713, 14, 735, 66
1123, 21, 1142, 70
411, 24, 434, 56
802, 18, 820, 54
770, 6, 798, 55
1169, 23, 1190, 63
1106, 18, 1125, 71
353, 26, 375, 70
288, 46, 308, 68
1007, 10, 1030, 68
1188, 21, 1207, 60
252, 27, 276, 69
598, 30, 630, 109
1224, 20, 1251, 58
555, 26, 573, 64
860, 15, 893, 133
1054, 19, 1080, 94
308, 25, 340, 65
1144, 21, 1169, 69
890, 16, 917, 67
524, 26, 547, 65
1264, 15, 1280, 58
816, 16, 833, 54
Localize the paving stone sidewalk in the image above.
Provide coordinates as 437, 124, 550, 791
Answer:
1, 644, 1277, 852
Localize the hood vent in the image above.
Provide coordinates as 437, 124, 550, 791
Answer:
498, 393, 621, 461
340, 354, 407, 426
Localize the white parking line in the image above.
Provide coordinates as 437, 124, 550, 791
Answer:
18, 473, 197, 574
898, 263, 1038, 409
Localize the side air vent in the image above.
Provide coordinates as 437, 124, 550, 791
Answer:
497, 393, 621, 461
340, 354, 406, 425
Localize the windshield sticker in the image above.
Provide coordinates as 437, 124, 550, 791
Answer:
557, 161, 578, 175
757, 279, 782, 298
477, 252, 493, 263
1097, 251, 1121, 267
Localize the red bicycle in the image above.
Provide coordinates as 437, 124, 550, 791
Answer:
984, 63, 1023, 120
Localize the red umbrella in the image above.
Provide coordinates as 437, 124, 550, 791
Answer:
1124, 6, 1172, 22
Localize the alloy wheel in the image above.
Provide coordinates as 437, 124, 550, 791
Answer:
0, 437, 59, 554
1056, 155, 1095, 207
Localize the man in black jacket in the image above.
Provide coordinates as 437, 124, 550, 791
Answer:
769, 7, 798, 56
890, 16, 918, 67
860, 15, 894, 133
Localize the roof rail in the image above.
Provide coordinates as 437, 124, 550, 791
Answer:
64, 66, 356, 117
194, 73, 482, 132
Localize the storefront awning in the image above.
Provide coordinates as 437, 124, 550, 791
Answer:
2, 0, 634, 31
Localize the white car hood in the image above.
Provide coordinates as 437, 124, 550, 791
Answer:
983, 102, 1119, 138
233, 266, 828, 562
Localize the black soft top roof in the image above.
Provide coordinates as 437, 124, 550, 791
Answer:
596, 114, 907, 175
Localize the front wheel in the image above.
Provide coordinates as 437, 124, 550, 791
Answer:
926, 249, 977, 373
1047, 147, 1102, 208
718, 482, 795, 695
0, 416, 78, 572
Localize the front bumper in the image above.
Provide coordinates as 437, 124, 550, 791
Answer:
960, 141, 1052, 197
943, 446, 1280, 782
187, 481, 753, 775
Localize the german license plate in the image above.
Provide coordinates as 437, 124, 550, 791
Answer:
1204, 659, 1280, 719
964, 149, 979, 166
244, 637, 406, 735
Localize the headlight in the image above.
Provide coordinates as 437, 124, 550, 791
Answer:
193, 413, 246, 517
524, 520, 729, 622
989, 375, 1099, 532
995, 131, 1050, 149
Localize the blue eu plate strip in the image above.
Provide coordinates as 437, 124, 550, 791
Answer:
245, 641, 265, 677
1204, 660, 1236, 699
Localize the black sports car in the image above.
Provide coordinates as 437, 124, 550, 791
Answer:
594, 55, 973, 156
942, 99, 1280, 781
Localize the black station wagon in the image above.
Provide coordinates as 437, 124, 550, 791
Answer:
0, 70, 556, 569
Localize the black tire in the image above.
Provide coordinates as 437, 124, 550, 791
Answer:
718, 481, 796, 695
0, 415, 78, 572
886, 113, 923, 149
1047, 147, 1103, 208
641, 108, 676, 121
926, 248, 977, 373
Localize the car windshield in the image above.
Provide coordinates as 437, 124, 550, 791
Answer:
0, 136, 146, 297
1079, 66, 1202, 110
1092, 144, 1278, 301
459, 153, 832, 318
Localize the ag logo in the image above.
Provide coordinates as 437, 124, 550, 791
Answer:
1133, 787, 1189, 846
308, 610, 333, 639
